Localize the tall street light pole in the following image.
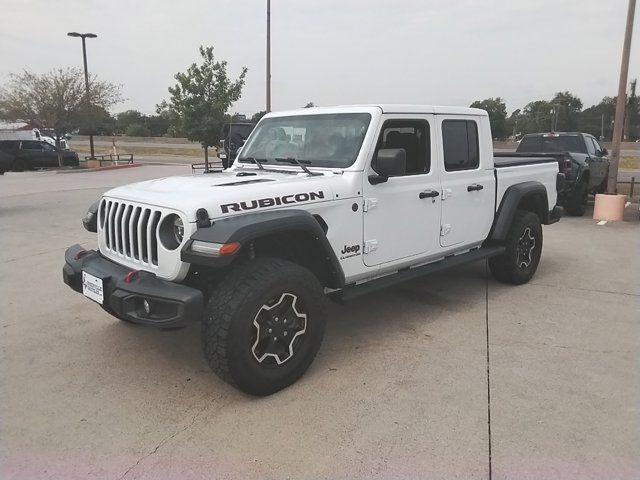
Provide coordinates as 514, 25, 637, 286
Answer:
266, 0, 271, 112
607, 0, 636, 193
68, 32, 98, 159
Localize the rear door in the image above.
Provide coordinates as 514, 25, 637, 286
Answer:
437, 116, 495, 248
362, 114, 441, 266
20, 140, 47, 168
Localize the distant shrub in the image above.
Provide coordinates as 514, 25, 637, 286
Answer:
125, 123, 151, 137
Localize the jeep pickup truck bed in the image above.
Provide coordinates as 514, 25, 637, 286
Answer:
64, 104, 563, 395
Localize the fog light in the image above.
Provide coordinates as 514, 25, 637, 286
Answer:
143, 299, 151, 315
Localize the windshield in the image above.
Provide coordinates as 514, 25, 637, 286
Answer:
238, 113, 371, 168
518, 135, 585, 153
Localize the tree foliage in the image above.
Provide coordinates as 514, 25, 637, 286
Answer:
470, 97, 507, 139
0, 67, 122, 164
251, 110, 267, 123
158, 45, 247, 160
551, 91, 583, 131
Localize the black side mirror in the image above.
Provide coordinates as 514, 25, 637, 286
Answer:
369, 148, 406, 184
600, 147, 608, 156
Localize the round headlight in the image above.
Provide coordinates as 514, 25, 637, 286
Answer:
158, 214, 185, 251
173, 216, 184, 244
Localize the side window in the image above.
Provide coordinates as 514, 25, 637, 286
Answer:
585, 136, 596, 155
21, 140, 42, 150
41, 142, 56, 151
374, 119, 430, 175
442, 120, 479, 171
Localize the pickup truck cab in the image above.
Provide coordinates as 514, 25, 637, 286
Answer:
515, 132, 610, 215
63, 105, 563, 395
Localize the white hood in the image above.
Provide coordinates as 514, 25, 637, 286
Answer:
103, 169, 337, 222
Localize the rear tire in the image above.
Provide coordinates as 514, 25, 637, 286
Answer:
489, 210, 543, 285
202, 258, 327, 396
565, 180, 587, 216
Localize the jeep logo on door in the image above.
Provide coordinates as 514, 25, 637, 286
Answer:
220, 191, 325, 214
340, 244, 361, 260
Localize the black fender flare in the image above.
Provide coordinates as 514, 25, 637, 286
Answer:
181, 209, 345, 287
488, 181, 549, 242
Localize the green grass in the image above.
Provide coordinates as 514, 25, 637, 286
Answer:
619, 156, 640, 170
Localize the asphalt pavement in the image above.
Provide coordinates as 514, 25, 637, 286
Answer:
1, 166, 638, 479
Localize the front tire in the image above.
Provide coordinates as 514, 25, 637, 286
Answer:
489, 210, 543, 285
202, 258, 327, 396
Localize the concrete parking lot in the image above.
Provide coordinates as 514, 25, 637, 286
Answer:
1, 166, 639, 479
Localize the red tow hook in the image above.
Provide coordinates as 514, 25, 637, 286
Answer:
124, 270, 139, 284
74, 249, 88, 260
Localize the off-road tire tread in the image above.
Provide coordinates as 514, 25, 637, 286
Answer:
202, 258, 326, 392
489, 210, 542, 285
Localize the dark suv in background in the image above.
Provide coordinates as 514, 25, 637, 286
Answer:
515, 132, 610, 216
0, 140, 80, 171
217, 122, 255, 168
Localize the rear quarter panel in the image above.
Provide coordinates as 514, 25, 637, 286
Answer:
495, 162, 559, 211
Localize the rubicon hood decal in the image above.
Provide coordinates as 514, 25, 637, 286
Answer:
221, 191, 325, 214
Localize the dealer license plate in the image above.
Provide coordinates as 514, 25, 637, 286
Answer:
82, 271, 104, 304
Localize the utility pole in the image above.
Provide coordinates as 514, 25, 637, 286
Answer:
68, 32, 98, 160
266, 0, 271, 112
601, 113, 604, 140
607, 0, 636, 193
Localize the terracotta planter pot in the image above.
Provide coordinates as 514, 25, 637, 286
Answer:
593, 193, 626, 221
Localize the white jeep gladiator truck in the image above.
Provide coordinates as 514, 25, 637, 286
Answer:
63, 105, 564, 395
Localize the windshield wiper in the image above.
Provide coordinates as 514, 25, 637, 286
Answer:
238, 156, 266, 170
275, 157, 322, 176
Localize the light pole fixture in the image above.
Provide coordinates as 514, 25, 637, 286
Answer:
68, 32, 98, 159
266, 0, 271, 112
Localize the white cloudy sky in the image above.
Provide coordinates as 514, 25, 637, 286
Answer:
1, 0, 638, 116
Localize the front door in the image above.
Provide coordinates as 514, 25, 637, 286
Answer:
437, 116, 495, 248
363, 115, 441, 267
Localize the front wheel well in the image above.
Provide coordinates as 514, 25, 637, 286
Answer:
240, 231, 341, 289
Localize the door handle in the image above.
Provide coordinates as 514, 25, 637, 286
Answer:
467, 184, 484, 192
419, 190, 439, 199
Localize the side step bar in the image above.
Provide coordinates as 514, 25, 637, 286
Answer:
338, 246, 505, 302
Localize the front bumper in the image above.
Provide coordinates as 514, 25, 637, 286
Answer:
63, 244, 203, 327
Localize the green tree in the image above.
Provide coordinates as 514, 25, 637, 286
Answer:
506, 109, 522, 139
158, 45, 247, 166
0, 67, 121, 165
520, 100, 554, 134
125, 123, 151, 137
251, 110, 267, 123
624, 79, 639, 141
551, 91, 583, 131
470, 97, 507, 139
77, 105, 115, 135
115, 110, 145, 134
577, 97, 616, 140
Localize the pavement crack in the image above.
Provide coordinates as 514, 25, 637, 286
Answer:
484, 260, 492, 480
116, 403, 208, 480
529, 281, 640, 297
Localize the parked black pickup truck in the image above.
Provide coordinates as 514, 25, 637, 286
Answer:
511, 132, 609, 216
0, 140, 80, 171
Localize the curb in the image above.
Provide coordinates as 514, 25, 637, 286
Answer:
56, 164, 142, 174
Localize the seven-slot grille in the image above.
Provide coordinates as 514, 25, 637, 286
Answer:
99, 200, 162, 267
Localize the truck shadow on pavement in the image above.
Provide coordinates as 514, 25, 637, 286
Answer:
92, 262, 489, 394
